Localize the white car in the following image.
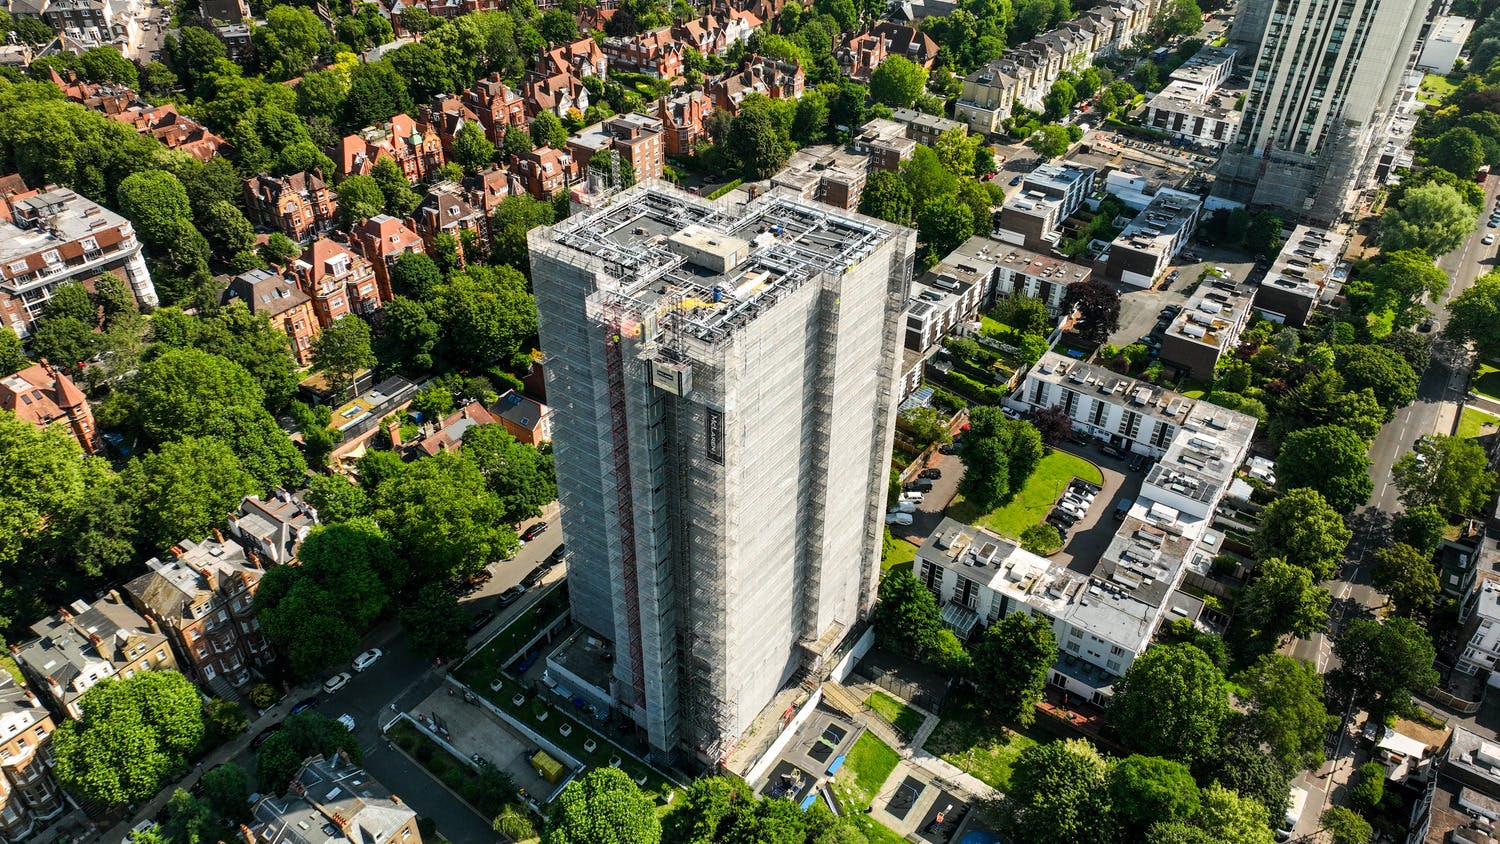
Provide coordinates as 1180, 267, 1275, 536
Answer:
123, 820, 157, 844
885, 511, 913, 526
337, 714, 356, 732
322, 672, 352, 694
1485, 233, 1495, 245
353, 648, 383, 672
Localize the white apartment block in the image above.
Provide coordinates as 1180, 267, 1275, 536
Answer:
1102, 188, 1202, 288
995, 163, 1098, 252
1417, 15, 1473, 73
1457, 578, 1500, 684
918, 352, 1256, 701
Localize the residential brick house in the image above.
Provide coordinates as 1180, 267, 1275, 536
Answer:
462, 165, 516, 217
603, 27, 684, 78
348, 214, 426, 302
513, 145, 581, 199
836, 23, 938, 81
0, 676, 64, 841
228, 492, 317, 566
568, 113, 666, 183
463, 74, 529, 144
0, 360, 101, 454
126, 535, 270, 693
524, 69, 591, 119
414, 182, 487, 265
672, 11, 757, 56
223, 268, 320, 365
709, 55, 804, 114
336, 114, 446, 184
408, 401, 499, 456
112, 103, 228, 161
657, 91, 715, 156
16, 592, 178, 720
490, 389, 552, 445
243, 171, 338, 244
536, 37, 608, 78
249, 754, 421, 844
418, 95, 485, 160
0, 186, 156, 338
292, 238, 383, 324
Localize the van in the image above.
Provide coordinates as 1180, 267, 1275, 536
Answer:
1113, 498, 1133, 520
1275, 786, 1309, 841
896, 501, 917, 513
901, 491, 925, 503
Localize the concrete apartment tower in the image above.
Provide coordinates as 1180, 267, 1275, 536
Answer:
1215, 0, 1431, 222
530, 185, 914, 764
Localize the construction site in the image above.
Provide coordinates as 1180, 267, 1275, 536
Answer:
529, 183, 916, 768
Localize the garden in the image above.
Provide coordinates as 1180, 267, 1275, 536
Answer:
829, 732, 905, 844
923, 700, 1058, 791
864, 690, 925, 739
388, 718, 538, 838
948, 450, 1104, 540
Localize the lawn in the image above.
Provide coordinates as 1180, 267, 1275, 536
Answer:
881, 532, 917, 574
830, 732, 906, 844
947, 450, 1105, 539
1459, 407, 1500, 439
864, 690, 925, 738
1475, 361, 1500, 401
1418, 72, 1458, 104
923, 702, 1055, 791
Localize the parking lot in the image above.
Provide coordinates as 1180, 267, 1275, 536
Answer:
413, 685, 563, 802
1047, 443, 1145, 574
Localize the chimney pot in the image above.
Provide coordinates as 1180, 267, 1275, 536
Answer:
212, 528, 224, 543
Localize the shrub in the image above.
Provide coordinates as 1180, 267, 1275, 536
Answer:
1348, 761, 1385, 812
415, 742, 434, 763
494, 804, 537, 840
248, 684, 278, 711
442, 767, 468, 793
1020, 523, 1064, 555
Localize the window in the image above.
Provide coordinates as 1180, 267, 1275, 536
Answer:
1065, 640, 1080, 653
156, 649, 167, 662
1109, 644, 1125, 657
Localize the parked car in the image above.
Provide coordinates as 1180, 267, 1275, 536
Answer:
901, 491, 925, 502
122, 820, 157, 844
885, 511, 914, 526
353, 649, 383, 672
1100, 444, 1126, 459
337, 714, 356, 732
1113, 498, 1133, 520
1418, 317, 1436, 332
322, 672, 352, 694
290, 695, 320, 714
548, 544, 567, 562
919, 468, 942, 480
523, 564, 550, 588
904, 479, 934, 493
1485, 233, 1496, 245
520, 522, 549, 542
249, 724, 282, 750
1009, 175, 1024, 186
938, 443, 959, 455
496, 584, 527, 607
467, 607, 498, 634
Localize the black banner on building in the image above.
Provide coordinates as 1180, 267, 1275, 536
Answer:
706, 409, 724, 465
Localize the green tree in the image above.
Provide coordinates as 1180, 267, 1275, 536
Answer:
1335, 345, 1417, 417
0, 326, 25, 373
543, 767, 661, 844
1108, 643, 1230, 765
1236, 654, 1336, 773
491, 193, 555, 271
255, 712, 358, 792
972, 612, 1056, 726
1244, 210, 1284, 257
1276, 425, 1372, 514
436, 265, 537, 368
204, 406, 307, 493
1381, 181, 1477, 255
106, 346, 266, 447
1372, 542, 1441, 617
724, 794, 806, 844
1392, 504, 1446, 555
254, 5, 331, 80
1188, 783, 1274, 844
1392, 433, 1497, 516
1320, 807, 1373, 844
372, 453, 517, 583
335, 174, 385, 227
311, 316, 376, 395
996, 739, 1114, 844
1332, 617, 1438, 720
402, 582, 467, 657
304, 474, 369, 523
92, 273, 135, 328
1252, 488, 1350, 582
728, 106, 792, 180
449, 122, 496, 175
342, 67, 413, 134
1197, 740, 1291, 826
259, 233, 302, 266
116, 170, 193, 247
53, 672, 206, 807
859, 170, 914, 224
1043, 79, 1076, 121
1150, 0, 1202, 39
1348, 762, 1385, 812
1428, 126, 1487, 178
126, 437, 259, 552
870, 55, 928, 108
1367, 249, 1448, 328
1108, 755, 1200, 839
371, 158, 421, 218
1027, 123, 1071, 158
461, 424, 556, 524
390, 252, 444, 301
530, 111, 569, 150
873, 568, 946, 662
30, 316, 99, 368
201, 762, 252, 822
1019, 522, 1063, 555
1447, 270, 1500, 356
1235, 557, 1331, 657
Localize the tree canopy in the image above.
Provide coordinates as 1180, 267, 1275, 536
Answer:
1108, 643, 1230, 765
1252, 488, 1350, 582
543, 768, 661, 844
972, 612, 1056, 726
1276, 425, 1373, 514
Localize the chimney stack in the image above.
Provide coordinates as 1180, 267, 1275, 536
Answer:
212, 528, 224, 544
238, 824, 255, 844
56, 608, 71, 621
106, 589, 121, 604
386, 417, 403, 448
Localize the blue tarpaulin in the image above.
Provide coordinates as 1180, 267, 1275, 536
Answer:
799, 793, 819, 811
826, 755, 846, 776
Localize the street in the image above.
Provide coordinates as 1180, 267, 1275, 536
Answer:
1286, 174, 1500, 838
103, 510, 564, 844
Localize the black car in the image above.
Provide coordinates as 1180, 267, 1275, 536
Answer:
249, 723, 283, 749
523, 564, 549, 588
466, 607, 498, 634
290, 695, 320, 715
520, 522, 549, 542
938, 443, 959, 455
548, 543, 567, 562
904, 479, 934, 493
496, 584, 527, 607
1009, 175, 1024, 186
919, 468, 942, 480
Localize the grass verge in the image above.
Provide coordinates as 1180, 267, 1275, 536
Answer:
923, 702, 1056, 791
1476, 361, 1500, 402
864, 691, 924, 738
1459, 406, 1500, 439
948, 450, 1105, 539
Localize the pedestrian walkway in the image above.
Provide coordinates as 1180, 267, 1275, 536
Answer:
823, 680, 993, 801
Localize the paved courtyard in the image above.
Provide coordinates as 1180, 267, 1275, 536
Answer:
413, 685, 562, 802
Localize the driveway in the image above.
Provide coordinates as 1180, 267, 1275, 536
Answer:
893, 452, 965, 543
1045, 443, 1143, 574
